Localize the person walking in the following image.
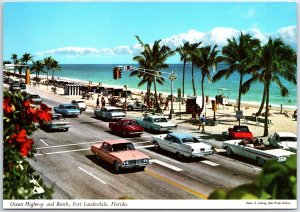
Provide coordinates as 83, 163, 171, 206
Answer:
101, 97, 106, 109
198, 114, 206, 133
96, 95, 100, 109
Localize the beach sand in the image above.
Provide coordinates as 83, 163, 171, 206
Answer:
22, 78, 297, 140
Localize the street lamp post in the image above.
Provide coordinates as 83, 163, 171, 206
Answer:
169, 70, 176, 119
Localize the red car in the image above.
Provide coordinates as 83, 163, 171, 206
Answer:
109, 119, 144, 137
91, 140, 150, 173
228, 125, 253, 139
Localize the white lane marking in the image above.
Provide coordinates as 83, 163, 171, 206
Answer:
201, 160, 219, 166
135, 140, 152, 144
35, 148, 89, 156
141, 148, 182, 165
39, 139, 49, 147
85, 109, 94, 112
135, 144, 155, 149
150, 159, 183, 172
78, 167, 107, 184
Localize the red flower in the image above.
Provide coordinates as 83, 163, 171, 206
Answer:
10, 129, 27, 144
3, 97, 14, 114
19, 138, 33, 157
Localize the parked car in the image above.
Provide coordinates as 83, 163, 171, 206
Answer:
71, 99, 87, 111
9, 81, 21, 91
53, 104, 81, 117
135, 115, 177, 132
228, 125, 253, 139
94, 106, 126, 120
268, 132, 297, 152
28, 94, 43, 105
91, 140, 150, 173
222, 138, 295, 165
127, 100, 148, 111
20, 82, 26, 90
40, 113, 70, 132
109, 119, 144, 137
151, 133, 214, 160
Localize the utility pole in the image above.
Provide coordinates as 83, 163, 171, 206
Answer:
169, 70, 176, 119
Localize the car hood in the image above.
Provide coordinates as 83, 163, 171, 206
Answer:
50, 120, 70, 125
156, 122, 176, 127
65, 109, 80, 112
264, 149, 296, 157
111, 111, 126, 116
124, 125, 144, 131
278, 142, 297, 150
110, 150, 149, 162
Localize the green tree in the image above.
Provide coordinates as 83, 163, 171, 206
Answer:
21, 53, 33, 69
11, 54, 18, 76
31, 60, 44, 84
176, 42, 191, 98
209, 155, 297, 199
43, 56, 54, 86
244, 38, 296, 136
50, 59, 61, 80
187, 42, 202, 96
213, 32, 260, 111
195, 45, 221, 111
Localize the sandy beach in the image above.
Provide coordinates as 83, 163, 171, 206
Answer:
22, 77, 297, 139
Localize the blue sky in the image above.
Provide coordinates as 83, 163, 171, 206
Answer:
3, 1, 297, 64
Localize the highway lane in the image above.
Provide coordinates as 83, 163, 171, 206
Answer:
26, 87, 260, 199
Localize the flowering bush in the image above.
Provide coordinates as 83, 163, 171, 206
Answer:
3, 90, 53, 199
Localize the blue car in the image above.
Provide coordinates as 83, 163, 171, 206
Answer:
53, 104, 81, 117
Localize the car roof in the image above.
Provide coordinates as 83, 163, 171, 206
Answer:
275, 132, 297, 137
105, 140, 132, 145
61, 103, 75, 106
145, 115, 166, 118
104, 106, 122, 110
168, 132, 194, 139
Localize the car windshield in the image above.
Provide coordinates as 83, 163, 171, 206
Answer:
182, 137, 200, 143
112, 143, 135, 151
234, 127, 249, 132
154, 118, 168, 122
280, 137, 297, 142
124, 121, 137, 126
65, 105, 77, 109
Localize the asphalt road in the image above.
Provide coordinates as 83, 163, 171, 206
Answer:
25, 87, 261, 199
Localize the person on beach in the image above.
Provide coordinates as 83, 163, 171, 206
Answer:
198, 114, 206, 133
101, 97, 106, 109
96, 95, 100, 109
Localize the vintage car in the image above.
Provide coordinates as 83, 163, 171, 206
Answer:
228, 125, 253, 139
268, 132, 297, 152
126, 100, 148, 111
151, 133, 213, 160
222, 138, 295, 165
91, 140, 150, 173
135, 115, 177, 132
40, 113, 70, 131
53, 104, 81, 117
109, 119, 144, 137
28, 94, 43, 105
71, 99, 87, 111
94, 106, 126, 120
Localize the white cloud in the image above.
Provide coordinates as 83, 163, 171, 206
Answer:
35, 26, 297, 58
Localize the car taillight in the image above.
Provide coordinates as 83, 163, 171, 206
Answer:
191, 148, 194, 152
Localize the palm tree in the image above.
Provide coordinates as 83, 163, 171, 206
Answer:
50, 59, 61, 80
212, 32, 260, 112
16, 59, 24, 78
176, 42, 191, 98
187, 42, 202, 96
133, 36, 175, 112
43, 56, 54, 86
195, 45, 222, 111
31, 60, 44, 83
244, 38, 296, 136
11, 54, 18, 76
21, 53, 33, 69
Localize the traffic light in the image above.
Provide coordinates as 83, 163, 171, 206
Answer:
113, 67, 122, 80
113, 68, 118, 80
118, 69, 122, 79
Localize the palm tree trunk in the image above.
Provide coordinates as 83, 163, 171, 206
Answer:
256, 86, 267, 116
192, 64, 196, 96
52, 69, 54, 79
237, 72, 244, 111
153, 74, 161, 112
263, 82, 270, 136
47, 67, 49, 86
201, 72, 205, 111
182, 60, 186, 98
146, 82, 151, 108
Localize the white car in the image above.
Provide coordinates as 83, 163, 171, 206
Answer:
151, 133, 214, 160
94, 106, 126, 120
222, 138, 295, 165
71, 99, 87, 111
127, 101, 148, 111
268, 132, 297, 151
136, 115, 177, 132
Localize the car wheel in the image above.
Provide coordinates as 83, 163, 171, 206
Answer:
226, 147, 233, 155
65, 128, 69, 132
154, 141, 160, 150
176, 152, 184, 161
127, 106, 133, 111
257, 157, 265, 166
114, 161, 121, 173
142, 106, 147, 111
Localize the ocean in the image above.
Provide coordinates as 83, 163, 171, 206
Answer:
47, 64, 297, 108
